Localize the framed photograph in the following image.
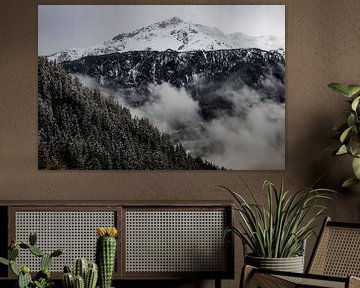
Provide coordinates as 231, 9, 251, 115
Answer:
38, 5, 285, 170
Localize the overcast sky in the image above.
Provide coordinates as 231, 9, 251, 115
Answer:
38, 5, 285, 55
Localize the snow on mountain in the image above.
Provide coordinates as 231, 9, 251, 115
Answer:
47, 16, 285, 63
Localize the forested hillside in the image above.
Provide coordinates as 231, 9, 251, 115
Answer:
38, 57, 221, 170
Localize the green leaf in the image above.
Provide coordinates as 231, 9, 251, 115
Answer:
347, 114, 356, 128
340, 126, 353, 143
0, 257, 9, 266
342, 177, 360, 188
351, 96, 360, 111
10, 261, 20, 276
336, 145, 348, 155
347, 85, 360, 97
328, 83, 351, 97
352, 157, 360, 179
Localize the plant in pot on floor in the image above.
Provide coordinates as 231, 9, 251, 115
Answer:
220, 179, 334, 273
328, 82, 360, 187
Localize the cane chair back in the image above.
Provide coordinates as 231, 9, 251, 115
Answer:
241, 218, 360, 288
307, 217, 360, 278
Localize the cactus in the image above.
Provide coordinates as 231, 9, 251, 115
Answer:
18, 267, 32, 288
74, 258, 87, 279
41, 253, 52, 270
0, 232, 64, 288
29, 245, 44, 257
9, 246, 19, 260
63, 272, 74, 288
10, 260, 20, 276
96, 227, 118, 288
85, 263, 98, 288
29, 232, 37, 246
74, 275, 85, 288
51, 248, 64, 257
63, 260, 98, 288
19, 243, 30, 249
64, 265, 72, 273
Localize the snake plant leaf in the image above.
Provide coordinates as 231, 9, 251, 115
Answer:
352, 157, 360, 179
328, 83, 351, 97
336, 145, 348, 155
347, 85, 360, 97
351, 96, 360, 111
221, 179, 335, 258
342, 177, 360, 188
340, 126, 353, 143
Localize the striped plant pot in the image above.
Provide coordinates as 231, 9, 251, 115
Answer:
245, 254, 305, 273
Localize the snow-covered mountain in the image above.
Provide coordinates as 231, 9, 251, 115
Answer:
47, 16, 285, 63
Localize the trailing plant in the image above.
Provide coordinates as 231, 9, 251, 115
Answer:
96, 227, 118, 288
62, 258, 98, 288
220, 178, 335, 258
0, 232, 63, 288
328, 83, 360, 187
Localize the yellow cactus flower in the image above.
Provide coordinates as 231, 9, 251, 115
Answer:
97, 227, 118, 237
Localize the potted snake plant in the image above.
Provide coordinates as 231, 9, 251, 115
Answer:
328, 83, 360, 187
220, 178, 334, 273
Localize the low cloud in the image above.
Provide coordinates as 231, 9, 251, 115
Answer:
140, 83, 202, 132
74, 74, 285, 170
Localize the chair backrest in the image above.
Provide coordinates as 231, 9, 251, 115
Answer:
307, 217, 360, 277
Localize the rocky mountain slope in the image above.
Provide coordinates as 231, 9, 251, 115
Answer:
62, 48, 285, 113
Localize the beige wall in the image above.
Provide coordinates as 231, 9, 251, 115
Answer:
1, 0, 360, 287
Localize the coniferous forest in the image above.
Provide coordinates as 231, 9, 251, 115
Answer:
38, 57, 221, 170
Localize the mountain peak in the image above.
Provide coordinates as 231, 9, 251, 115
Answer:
47, 17, 284, 63
168, 16, 183, 23
156, 16, 184, 28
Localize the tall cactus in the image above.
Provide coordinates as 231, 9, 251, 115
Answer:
96, 227, 118, 288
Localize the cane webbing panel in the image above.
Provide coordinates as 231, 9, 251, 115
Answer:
276, 275, 345, 288
15, 211, 115, 272
125, 210, 227, 273
309, 226, 360, 277
249, 273, 297, 288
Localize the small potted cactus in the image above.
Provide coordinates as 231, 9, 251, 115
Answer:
62, 258, 98, 288
0, 232, 64, 288
96, 227, 118, 288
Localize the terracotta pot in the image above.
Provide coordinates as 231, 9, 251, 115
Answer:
245, 254, 304, 273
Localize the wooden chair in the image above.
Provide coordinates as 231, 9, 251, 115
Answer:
241, 217, 360, 288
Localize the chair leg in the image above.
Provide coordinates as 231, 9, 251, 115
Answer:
240, 265, 255, 288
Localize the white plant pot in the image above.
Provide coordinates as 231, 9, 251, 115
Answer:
245, 254, 305, 273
